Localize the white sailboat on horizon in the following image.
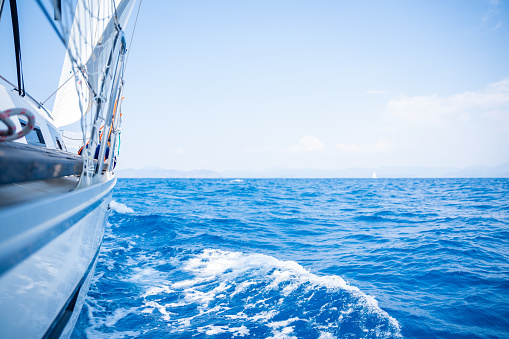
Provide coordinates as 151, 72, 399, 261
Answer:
372, 170, 377, 179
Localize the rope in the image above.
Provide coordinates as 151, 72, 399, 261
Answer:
0, 108, 35, 142
112, 0, 120, 29
0, 74, 17, 89
124, 0, 143, 71
63, 136, 86, 141
41, 68, 79, 105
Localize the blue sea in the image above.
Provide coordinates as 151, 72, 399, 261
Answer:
70, 178, 509, 338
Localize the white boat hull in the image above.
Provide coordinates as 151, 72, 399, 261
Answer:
0, 177, 116, 338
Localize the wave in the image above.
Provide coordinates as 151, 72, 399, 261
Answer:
139, 249, 401, 338
73, 178, 509, 338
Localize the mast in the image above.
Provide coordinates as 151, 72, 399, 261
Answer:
39, 0, 137, 187
5, 0, 25, 97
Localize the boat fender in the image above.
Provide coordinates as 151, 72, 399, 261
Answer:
0, 108, 35, 142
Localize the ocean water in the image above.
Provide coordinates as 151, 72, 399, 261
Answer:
70, 178, 509, 339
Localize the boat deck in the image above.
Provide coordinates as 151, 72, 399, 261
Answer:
0, 176, 79, 209
0, 141, 83, 185
0, 141, 84, 209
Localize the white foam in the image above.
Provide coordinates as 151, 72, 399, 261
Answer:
128, 248, 401, 337
84, 329, 141, 339
267, 326, 297, 339
201, 325, 228, 335
230, 179, 244, 182
82, 302, 140, 338
177, 249, 401, 335
251, 310, 278, 322
184, 249, 353, 292
267, 317, 300, 329
124, 266, 162, 284
141, 284, 174, 298
165, 301, 188, 307
196, 324, 250, 337
231, 281, 256, 296
104, 307, 138, 327
225, 311, 248, 320
143, 301, 175, 321
177, 282, 228, 306
101, 257, 116, 271
231, 325, 250, 337
171, 276, 214, 289
177, 317, 192, 328
109, 200, 134, 214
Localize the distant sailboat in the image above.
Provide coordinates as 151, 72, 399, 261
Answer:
372, 171, 377, 179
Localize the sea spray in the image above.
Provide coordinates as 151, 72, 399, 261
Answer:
109, 200, 134, 214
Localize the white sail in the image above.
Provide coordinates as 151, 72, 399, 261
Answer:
372, 171, 377, 179
52, 0, 136, 127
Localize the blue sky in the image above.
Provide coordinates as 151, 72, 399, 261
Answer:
1, 0, 509, 171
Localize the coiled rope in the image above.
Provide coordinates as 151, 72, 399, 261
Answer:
0, 108, 36, 142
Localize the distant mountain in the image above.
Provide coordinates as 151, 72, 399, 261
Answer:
223, 164, 509, 178
115, 163, 509, 179
442, 163, 509, 178
116, 168, 222, 178
221, 168, 371, 178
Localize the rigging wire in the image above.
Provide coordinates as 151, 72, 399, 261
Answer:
35, 0, 97, 100
0, 74, 17, 89
111, 0, 120, 29
124, 0, 142, 72
41, 68, 80, 105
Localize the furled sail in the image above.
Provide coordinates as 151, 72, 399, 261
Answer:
52, 0, 136, 127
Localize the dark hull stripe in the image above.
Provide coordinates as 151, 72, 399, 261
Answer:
42, 242, 103, 339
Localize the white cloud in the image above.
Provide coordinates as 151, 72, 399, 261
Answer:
386, 79, 509, 124
166, 148, 184, 154
482, 9, 500, 22
491, 21, 503, 30
482, 1, 503, 30
335, 139, 391, 154
288, 135, 325, 153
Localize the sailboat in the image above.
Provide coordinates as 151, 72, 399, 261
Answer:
372, 170, 377, 179
0, 0, 138, 337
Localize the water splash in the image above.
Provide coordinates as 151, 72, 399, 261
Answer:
109, 200, 134, 214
